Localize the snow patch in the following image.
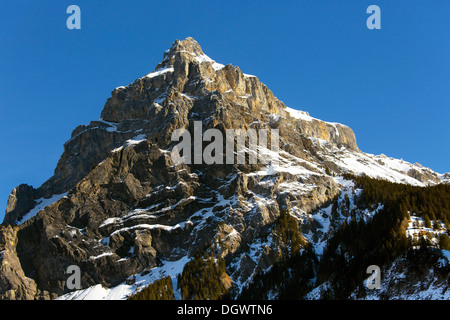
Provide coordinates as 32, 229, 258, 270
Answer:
16, 192, 69, 225
57, 256, 191, 300
112, 134, 147, 153
143, 67, 174, 79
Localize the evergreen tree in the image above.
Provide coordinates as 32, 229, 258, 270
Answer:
438, 234, 450, 250
423, 214, 431, 229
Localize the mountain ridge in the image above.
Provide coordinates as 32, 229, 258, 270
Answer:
1, 37, 448, 300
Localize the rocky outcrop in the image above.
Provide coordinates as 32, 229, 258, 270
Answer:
4, 184, 36, 225
0, 225, 38, 299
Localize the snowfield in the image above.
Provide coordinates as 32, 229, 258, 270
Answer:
57, 255, 190, 300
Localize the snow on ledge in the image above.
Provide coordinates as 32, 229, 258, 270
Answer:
143, 67, 174, 79
16, 192, 69, 225
112, 134, 147, 153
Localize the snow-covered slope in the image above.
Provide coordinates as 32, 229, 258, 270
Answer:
356, 249, 450, 300
58, 256, 190, 300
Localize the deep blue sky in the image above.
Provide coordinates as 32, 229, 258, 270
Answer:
1, 1, 449, 221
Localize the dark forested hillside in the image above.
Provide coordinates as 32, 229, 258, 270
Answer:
315, 174, 450, 299
238, 210, 317, 300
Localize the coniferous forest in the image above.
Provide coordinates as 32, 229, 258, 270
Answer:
177, 250, 230, 300
238, 209, 317, 299
127, 276, 174, 300
315, 174, 450, 298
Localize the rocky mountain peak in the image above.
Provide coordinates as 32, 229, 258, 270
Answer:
155, 37, 206, 70
99, 37, 225, 123
2, 37, 447, 300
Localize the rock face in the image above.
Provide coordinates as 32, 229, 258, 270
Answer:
1, 37, 448, 300
32, 38, 359, 201
4, 184, 36, 225
0, 225, 38, 299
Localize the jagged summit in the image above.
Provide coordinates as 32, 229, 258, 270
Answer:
155, 37, 210, 70
167, 37, 205, 56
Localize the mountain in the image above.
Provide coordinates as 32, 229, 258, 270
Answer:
1, 37, 449, 300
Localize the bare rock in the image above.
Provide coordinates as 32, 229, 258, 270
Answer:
3, 184, 36, 225
0, 225, 38, 300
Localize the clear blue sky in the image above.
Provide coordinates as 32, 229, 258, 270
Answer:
1, 0, 449, 221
